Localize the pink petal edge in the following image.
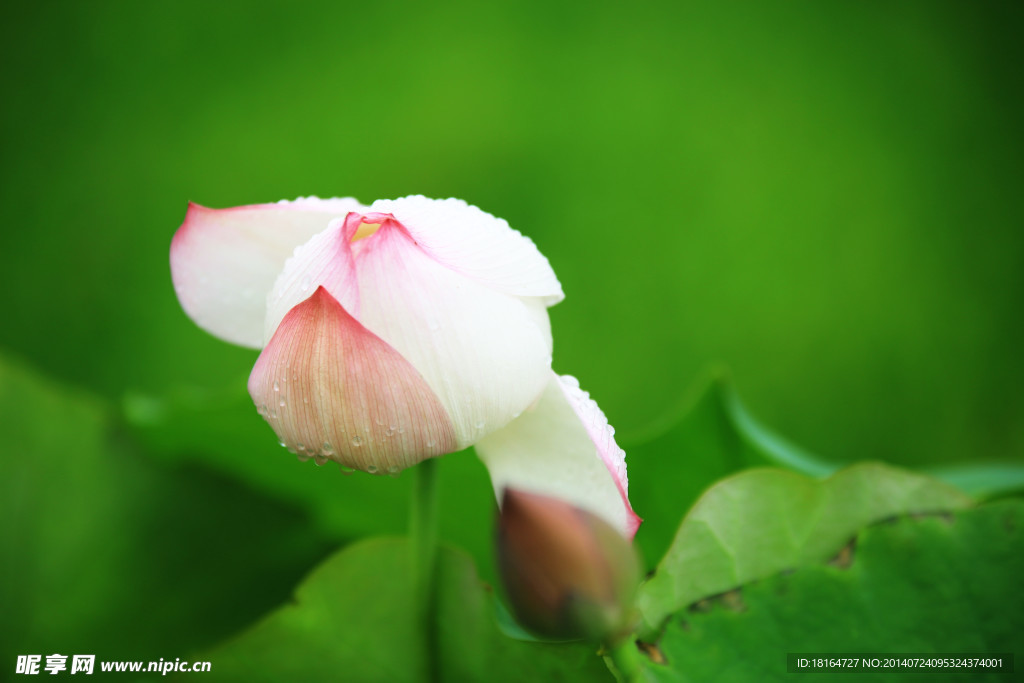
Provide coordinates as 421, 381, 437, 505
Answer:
556, 375, 642, 539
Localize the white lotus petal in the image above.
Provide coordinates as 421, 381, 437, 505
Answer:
354, 217, 554, 447
369, 196, 564, 305
476, 373, 641, 538
170, 197, 364, 348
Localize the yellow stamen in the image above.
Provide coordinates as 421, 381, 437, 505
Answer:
352, 220, 382, 242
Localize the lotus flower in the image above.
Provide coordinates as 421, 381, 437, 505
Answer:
170, 195, 639, 537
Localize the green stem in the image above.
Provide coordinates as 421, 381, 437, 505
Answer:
410, 456, 440, 681
605, 638, 645, 683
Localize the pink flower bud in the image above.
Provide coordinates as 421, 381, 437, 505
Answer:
497, 488, 640, 642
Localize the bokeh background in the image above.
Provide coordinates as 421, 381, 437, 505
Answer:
3, 0, 1022, 667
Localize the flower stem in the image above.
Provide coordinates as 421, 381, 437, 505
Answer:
605, 638, 645, 683
410, 456, 440, 680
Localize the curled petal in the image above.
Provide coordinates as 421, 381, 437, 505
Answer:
170, 197, 365, 348
248, 287, 457, 472
368, 196, 564, 305
476, 374, 641, 539
352, 218, 554, 448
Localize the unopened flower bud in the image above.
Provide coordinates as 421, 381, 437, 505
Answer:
497, 488, 640, 642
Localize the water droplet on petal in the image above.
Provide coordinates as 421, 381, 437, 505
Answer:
313, 454, 328, 466
397, 426, 405, 434
300, 275, 312, 292
367, 464, 378, 474
279, 399, 286, 407
387, 465, 400, 475
337, 463, 354, 475
475, 421, 485, 429
351, 436, 363, 447
322, 442, 335, 456
296, 453, 311, 462
384, 428, 394, 437
273, 380, 280, 392
278, 440, 286, 448
426, 440, 436, 449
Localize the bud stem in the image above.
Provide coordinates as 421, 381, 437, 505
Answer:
605, 638, 644, 683
410, 456, 440, 680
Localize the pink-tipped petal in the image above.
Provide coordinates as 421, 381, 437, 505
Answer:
351, 217, 554, 448
475, 374, 641, 539
170, 197, 365, 348
248, 287, 457, 473
368, 196, 564, 305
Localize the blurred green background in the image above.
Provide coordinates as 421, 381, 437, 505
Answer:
2, 0, 1022, 667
